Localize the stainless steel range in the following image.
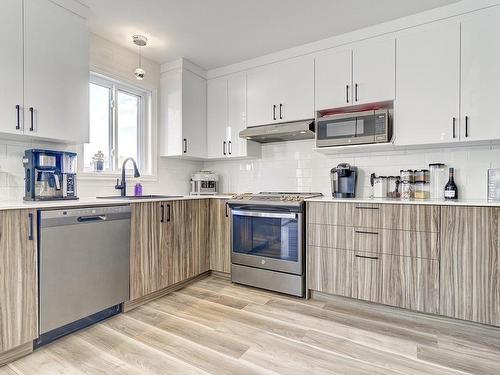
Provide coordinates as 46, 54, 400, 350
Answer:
228, 192, 322, 297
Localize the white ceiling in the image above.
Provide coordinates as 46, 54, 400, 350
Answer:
80, 0, 459, 69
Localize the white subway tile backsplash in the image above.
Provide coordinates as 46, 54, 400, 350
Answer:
204, 139, 497, 200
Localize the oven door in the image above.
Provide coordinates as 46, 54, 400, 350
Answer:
316, 111, 378, 147
231, 209, 303, 275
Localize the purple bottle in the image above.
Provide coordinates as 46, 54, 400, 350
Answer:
134, 183, 143, 197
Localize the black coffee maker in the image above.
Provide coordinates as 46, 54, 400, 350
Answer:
331, 163, 358, 198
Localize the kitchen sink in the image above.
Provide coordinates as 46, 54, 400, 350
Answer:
96, 195, 183, 200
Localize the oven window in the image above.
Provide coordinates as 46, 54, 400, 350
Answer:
232, 214, 299, 262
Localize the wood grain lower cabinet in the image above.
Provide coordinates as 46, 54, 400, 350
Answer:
130, 200, 210, 301
307, 246, 353, 297
380, 204, 440, 232
352, 252, 382, 303
382, 255, 439, 314
0, 209, 37, 353
440, 206, 500, 325
130, 202, 162, 300
209, 199, 231, 273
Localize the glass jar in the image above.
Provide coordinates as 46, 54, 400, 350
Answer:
429, 163, 446, 199
400, 181, 413, 200
414, 169, 430, 183
387, 176, 400, 198
414, 182, 430, 200
400, 169, 415, 183
372, 176, 388, 198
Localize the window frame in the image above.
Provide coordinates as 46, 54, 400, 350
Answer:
81, 72, 156, 179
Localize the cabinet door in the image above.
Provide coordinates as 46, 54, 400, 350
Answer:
352, 252, 382, 303
24, 0, 89, 143
228, 73, 259, 158
315, 48, 352, 111
0, 209, 37, 353
440, 206, 500, 326
187, 199, 210, 276
247, 65, 275, 127
130, 202, 162, 300
276, 56, 315, 123
0, 0, 23, 136
209, 199, 231, 273
307, 246, 353, 297
395, 21, 460, 146
182, 70, 207, 158
207, 77, 228, 158
382, 255, 439, 314
461, 7, 500, 142
352, 37, 395, 105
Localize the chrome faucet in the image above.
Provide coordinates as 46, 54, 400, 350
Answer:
115, 157, 141, 196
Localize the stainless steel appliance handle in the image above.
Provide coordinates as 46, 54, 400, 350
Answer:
231, 210, 297, 219
77, 215, 107, 223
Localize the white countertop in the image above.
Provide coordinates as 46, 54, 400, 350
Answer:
0, 195, 234, 211
305, 196, 500, 207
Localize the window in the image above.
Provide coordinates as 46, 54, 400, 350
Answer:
84, 73, 153, 174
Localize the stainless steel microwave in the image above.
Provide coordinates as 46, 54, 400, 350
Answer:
316, 109, 392, 147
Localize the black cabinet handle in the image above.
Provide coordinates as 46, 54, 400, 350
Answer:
355, 206, 379, 210
346, 85, 350, 103
160, 204, 165, 223
167, 204, 171, 222
228, 140, 232, 155
465, 116, 469, 138
355, 230, 379, 235
279, 104, 283, 120
183, 138, 187, 153
16, 105, 21, 130
273, 105, 276, 121
452, 117, 456, 138
28, 213, 34, 241
223, 141, 227, 155
355, 254, 379, 260
355, 83, 359, 102
29, 107, 34, 131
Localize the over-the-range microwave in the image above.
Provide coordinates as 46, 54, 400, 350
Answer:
316, 109, 392, 147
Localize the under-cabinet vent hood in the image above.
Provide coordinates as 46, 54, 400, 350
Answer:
239, 120, 315, 143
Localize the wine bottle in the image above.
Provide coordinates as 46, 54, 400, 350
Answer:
444, 168, 458, 200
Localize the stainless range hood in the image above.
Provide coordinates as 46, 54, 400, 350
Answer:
239, 120, 315, 143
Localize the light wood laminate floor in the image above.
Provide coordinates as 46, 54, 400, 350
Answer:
3, 275, 500, 375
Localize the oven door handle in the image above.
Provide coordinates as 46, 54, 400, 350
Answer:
231, 210, 297, 219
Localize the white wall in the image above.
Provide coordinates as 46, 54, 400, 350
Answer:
204, 140, 500, 200
0, 33, 202, 200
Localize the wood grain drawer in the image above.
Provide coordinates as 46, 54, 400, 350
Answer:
353, 204, 380, 228
307, 223, 353, 250
353, 228, 380, 253
307, 246, 353, 297
380, 204, 440, 232
382, 255, 439, 314
380, 229, 439, 259
352, 252, 382, 303
307, 202, 353, 226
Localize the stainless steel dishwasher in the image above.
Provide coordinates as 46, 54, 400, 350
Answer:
37, 205, 131, 347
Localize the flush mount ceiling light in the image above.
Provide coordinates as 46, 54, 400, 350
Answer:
133, 35, 148, 80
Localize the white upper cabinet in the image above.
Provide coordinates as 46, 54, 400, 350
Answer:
207, 73, 260, 159
207, 76, 228, 158
395, 21, 460, 146
315, 48, 352, 111
315, 38, 395, 111
461, 7, 500, 142
0, 0, 88, 143
247, 55, 314, 127
352, 38, 395, 106
160, 62, 207, 159
0, 0, 23, 136
24, 0, 89, 143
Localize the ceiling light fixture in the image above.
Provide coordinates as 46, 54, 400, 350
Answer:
133, 35, 147, 80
